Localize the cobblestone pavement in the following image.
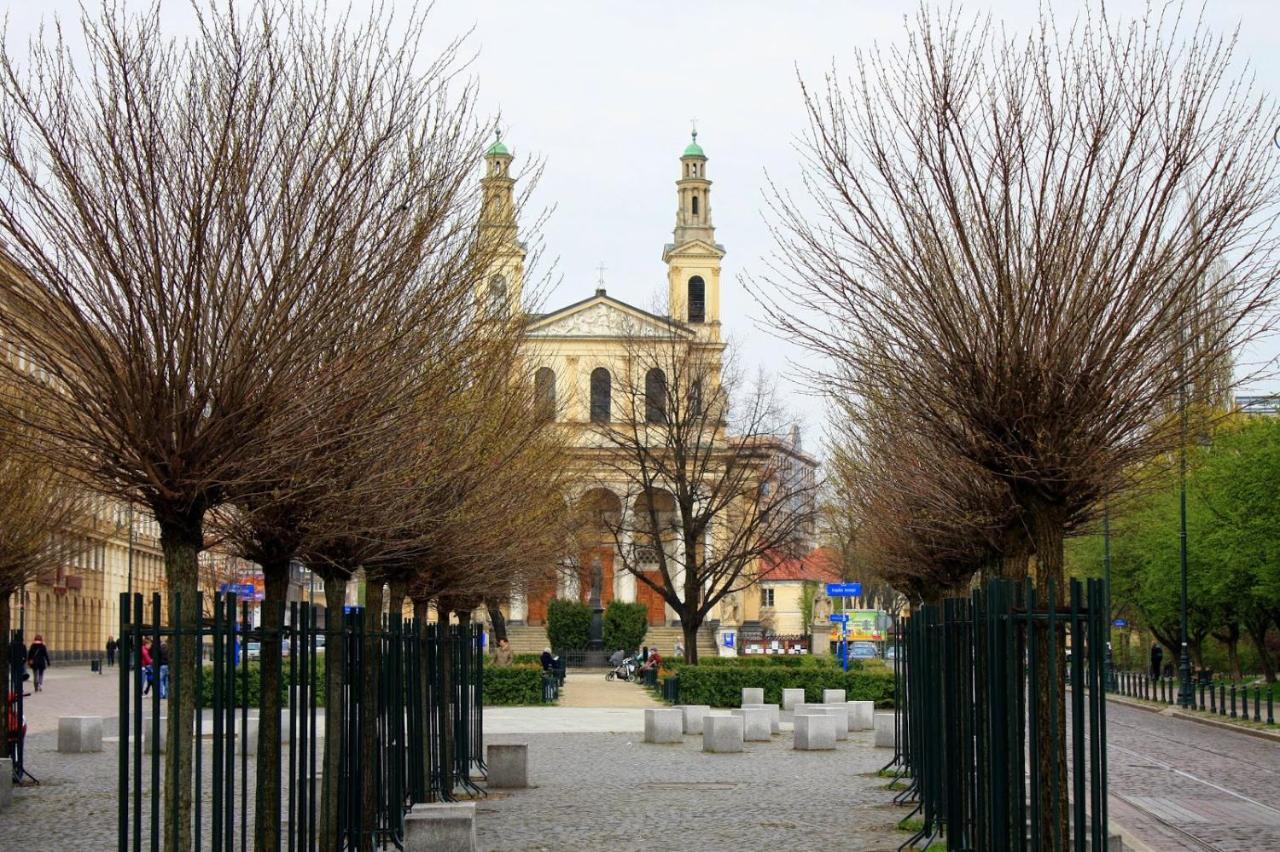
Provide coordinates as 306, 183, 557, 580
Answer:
16, 662, 124, 734
1105, 700, 1280, 850
476, 729, 907, 852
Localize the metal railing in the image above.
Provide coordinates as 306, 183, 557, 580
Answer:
890, 578, 1110, 851
1112, 670, 1276, 725
116, 592, 484, 851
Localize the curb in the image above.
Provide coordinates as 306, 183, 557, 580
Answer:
1108, 817, 1154, 852
1105, 694, 1280, 743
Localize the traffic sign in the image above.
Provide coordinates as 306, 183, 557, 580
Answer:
1113, 618, 1128, 628
825, 582, 863, 598
829, 613, 850, 624
220, 582, 256, 598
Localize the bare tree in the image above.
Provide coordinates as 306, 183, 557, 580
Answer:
592, 326, 817, 662
760, 3, 1280, 836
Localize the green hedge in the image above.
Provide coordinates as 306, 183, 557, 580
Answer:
693, 655, 842, 668
546, 598, 591, 652
196, 658, 328, 708
603, 601, 648, 654
484, 664, 550, 705
674, 664, 894, 708
513, 653, 544, 666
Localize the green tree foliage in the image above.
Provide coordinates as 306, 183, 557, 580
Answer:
602, 601, 648, 654
546, 598, 592, 652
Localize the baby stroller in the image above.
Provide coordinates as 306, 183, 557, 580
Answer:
605, 655, 637, 682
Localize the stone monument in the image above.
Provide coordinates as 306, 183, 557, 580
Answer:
585, 556, 608, 667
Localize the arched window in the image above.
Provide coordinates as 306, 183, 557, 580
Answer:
689, 380, 703, 418
590, 367, 611, 423
645, 368, 667, 424
488, 274, 507, 317
691, 195, 700, 217
534, 367, 556, 421
687, 276, 706, 323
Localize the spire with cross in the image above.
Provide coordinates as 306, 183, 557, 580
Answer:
595, 262, 607, 295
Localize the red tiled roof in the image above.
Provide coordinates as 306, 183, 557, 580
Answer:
760, 547, 842, 583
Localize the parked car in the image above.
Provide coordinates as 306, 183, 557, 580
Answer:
246, 641, 261, 661
849, 641, 880, 660
884, 645, 904, 661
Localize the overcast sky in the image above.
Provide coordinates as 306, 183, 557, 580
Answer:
7, 1, 1280, 447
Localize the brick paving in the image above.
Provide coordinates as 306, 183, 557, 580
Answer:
9, 667, 1280, 850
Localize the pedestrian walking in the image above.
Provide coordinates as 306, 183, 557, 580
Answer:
157, 640, 170, 700
106, 636, 117, 667
141, 637, 154, 695
26, 635, 51, 692
1149, 643, 1163, 679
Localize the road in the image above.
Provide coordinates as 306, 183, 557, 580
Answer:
1105, 701, 1280, 850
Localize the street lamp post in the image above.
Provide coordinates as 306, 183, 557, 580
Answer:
1177, 372, 1194, 708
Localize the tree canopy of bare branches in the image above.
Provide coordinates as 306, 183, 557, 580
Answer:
592, 324, 817, 662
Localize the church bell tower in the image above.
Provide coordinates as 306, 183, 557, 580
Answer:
478, 130, 526, 317
662, 130, 725, 339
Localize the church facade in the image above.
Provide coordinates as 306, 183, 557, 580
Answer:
481, 132, 776, 630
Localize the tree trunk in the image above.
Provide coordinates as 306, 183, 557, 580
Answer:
1214, 622, 1242, 680
413, 597, 432, 801
1245, 618, 1276, 684
437, 611, 455, 799
1029, 507, 1070, 847
486, 601, 507, 644
159, 518, 203, 852
359, 578, 384, 852
681, 618, 700, 665
254, 560, 291, 852
318, 572, 348, 852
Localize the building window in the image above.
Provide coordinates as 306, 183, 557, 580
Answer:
645, 368, 667, 424
760, 587, 775, 608
534, 367, 556, 421
689, 380, 703, 418
691, 195, 699, 217
488, 274, 507, 317
590, 367, 611, 423
687, 276, 705, 323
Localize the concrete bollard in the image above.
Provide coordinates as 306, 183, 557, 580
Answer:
58, 716, 104, 753
873, 712, 896, 748
798, 704, 847, 740
781, 688, 805, 711
848, 700, 875, 731
404, 802, 475, 852
702, 715, 744, 753
142, 716, 167, 755
0, 758, 11, 809
486, 743, 528, 788
822, 689, 847, 704
644, 708, 685, 744
237, 717, 260, 756
742, 703, 781, 734
741, 687, 764, 706
681, 704, 712, 735
731, 707, 772, 741
793, 713, 836, 750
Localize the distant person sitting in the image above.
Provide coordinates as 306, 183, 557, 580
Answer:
641, 648, 662, 672
540, 648, 554, 671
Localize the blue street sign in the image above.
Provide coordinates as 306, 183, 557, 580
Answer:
826, 582, 863, 598
1113, 618, 1128, 628
219, 582, 255, 598
829, 613, 850, 624
722, 632, 735, 649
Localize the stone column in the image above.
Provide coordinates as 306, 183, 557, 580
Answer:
509, 592, 526, 624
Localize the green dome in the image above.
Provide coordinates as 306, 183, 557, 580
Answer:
683, 140, 705, 157
486, 139, 510, 157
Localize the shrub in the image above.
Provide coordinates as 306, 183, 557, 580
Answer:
513, 653, 543, 666
546, 598, 591, 652
602, 601, 648, 654
196, 656, 328, 708
484, 664, 550, 705
674, 663, 894, 708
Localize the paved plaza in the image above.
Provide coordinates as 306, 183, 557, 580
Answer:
6, 666, 1280, 850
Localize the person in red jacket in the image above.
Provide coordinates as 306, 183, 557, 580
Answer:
140, 637, 154, 696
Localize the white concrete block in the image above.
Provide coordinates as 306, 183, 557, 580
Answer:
742, 703, 780, 734
58, 716, 104, 753
702, 714, 744, 753
486, 743, 527, 788
821, 705, 849, 741
848, 700, 875, 731
741, 687, 764, 706
404, 802, 475, 852
793, 713, 836, 750
873, 712, 896, 748
781, 688, 806, 711
237, 717, 259, 755
731, 707, 772, 741
644, 708, 685, 744
142, 716, 167, 754
822, 689, 847, 704
681, 704, 711, 735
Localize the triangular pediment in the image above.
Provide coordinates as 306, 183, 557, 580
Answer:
527, 295, 693, 339
662, 238, 725, 261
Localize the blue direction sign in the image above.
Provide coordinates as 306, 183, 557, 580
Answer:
825, 582, 863, 598
829, 613, 850, 624
1113, 618, 1128, 628
219, 582, 255, 598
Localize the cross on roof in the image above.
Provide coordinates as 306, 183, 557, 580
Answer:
596, 262, 607, 287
